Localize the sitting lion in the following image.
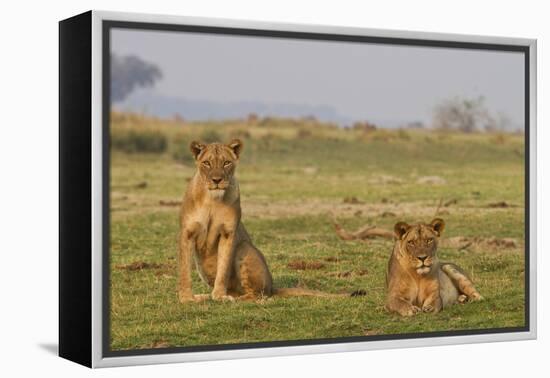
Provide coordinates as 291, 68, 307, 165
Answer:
178, 139, 356, 302
386, 218, 482, 316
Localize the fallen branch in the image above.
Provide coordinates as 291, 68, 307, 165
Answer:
434, 198, 443, 217
333, 221, 394, 241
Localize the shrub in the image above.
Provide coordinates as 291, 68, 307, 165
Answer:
369, 129, 393, 142
397, 129, 411, 140
296, 128, 312, 139
432, 96, 496, 133
171, 134, 194, 164
490, 133, 508, 145
247, 113, 259, 124
200, 129, 223, 143
229, 129, 252, 140
353, 121, 377, 132
111, 129, 167, 153
258, 117, 273, 127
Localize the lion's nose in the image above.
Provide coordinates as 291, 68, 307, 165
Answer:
418, 255, 428, 262
212, 178, 222, 184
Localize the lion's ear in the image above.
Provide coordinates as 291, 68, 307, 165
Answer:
228, 139, 243, 158
430, 218, 445, 236
394, 222, 410, 240
190, 141, 206, 160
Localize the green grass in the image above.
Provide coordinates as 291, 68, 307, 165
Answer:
109, 113, 525, 350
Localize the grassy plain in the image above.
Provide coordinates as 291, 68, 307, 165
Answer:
109, 113, 525, 350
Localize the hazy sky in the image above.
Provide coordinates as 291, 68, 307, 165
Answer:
112, 28, 525, 127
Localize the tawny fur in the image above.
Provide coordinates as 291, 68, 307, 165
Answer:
177, 139, 349, 303
385, 218, 482, 316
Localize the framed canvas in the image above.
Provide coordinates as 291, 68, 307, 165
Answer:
59, 10, 537, 368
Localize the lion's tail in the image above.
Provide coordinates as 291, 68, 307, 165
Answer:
272, 288, 366, 298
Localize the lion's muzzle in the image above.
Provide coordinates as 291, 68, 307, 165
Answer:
415, 255, 433, 275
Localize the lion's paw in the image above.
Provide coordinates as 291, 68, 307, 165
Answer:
422, 304, 435, 313
401, 305, 421, 317
178, 292, 195, 303
470, 292, 484, 301
212, 293, 236, 302
193, 294, 210, 302
179, 292, 210, 303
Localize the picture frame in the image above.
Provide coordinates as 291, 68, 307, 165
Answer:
59, 10, 537, 368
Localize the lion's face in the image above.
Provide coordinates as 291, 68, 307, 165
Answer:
394, 218, 445, 275
190, 139, 243, 197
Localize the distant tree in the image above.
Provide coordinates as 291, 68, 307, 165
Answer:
494, 112, 513, 131
111, 54, 162, 102
352, 121, 377, 132
432, 96, 497, 133
247, 113, 259, 124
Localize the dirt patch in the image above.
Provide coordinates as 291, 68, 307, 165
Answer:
242, 199, 412, 219
302, 166, 318, 175
416, 176, 447, 185
368, 175, 404, 185
343, 196, 364, 204
329, 269, 369, 278
149, 340, 170, 349
115, 261, 166, 271
333, 271, 352, 278
287, 260, 325, 270
486, 238, 518, 248
363, 328, 381, 335
142, 198, 363, 220
441, 236, 519, 251
324, 256, 341, 263
112, 195, 520, 223
111, 207, 130, 213
111, 181, 148, 190
159, 199, 182, 207
487, 201, 517, 208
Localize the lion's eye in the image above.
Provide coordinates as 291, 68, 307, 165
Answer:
202, 161, 211, 167
407, 240, 415, 246
223, 161, 232, 167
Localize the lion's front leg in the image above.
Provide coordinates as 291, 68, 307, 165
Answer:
421, 293, 442, 313
421, 282, 443, 313
386, 296, 421, 317
211, 227, 237, 301
178, 222, 200, 303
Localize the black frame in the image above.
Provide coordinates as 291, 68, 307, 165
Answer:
59, 11, 92, 367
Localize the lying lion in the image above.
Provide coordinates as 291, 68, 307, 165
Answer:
386, 218, 482, 316
178, 139, 357, 302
